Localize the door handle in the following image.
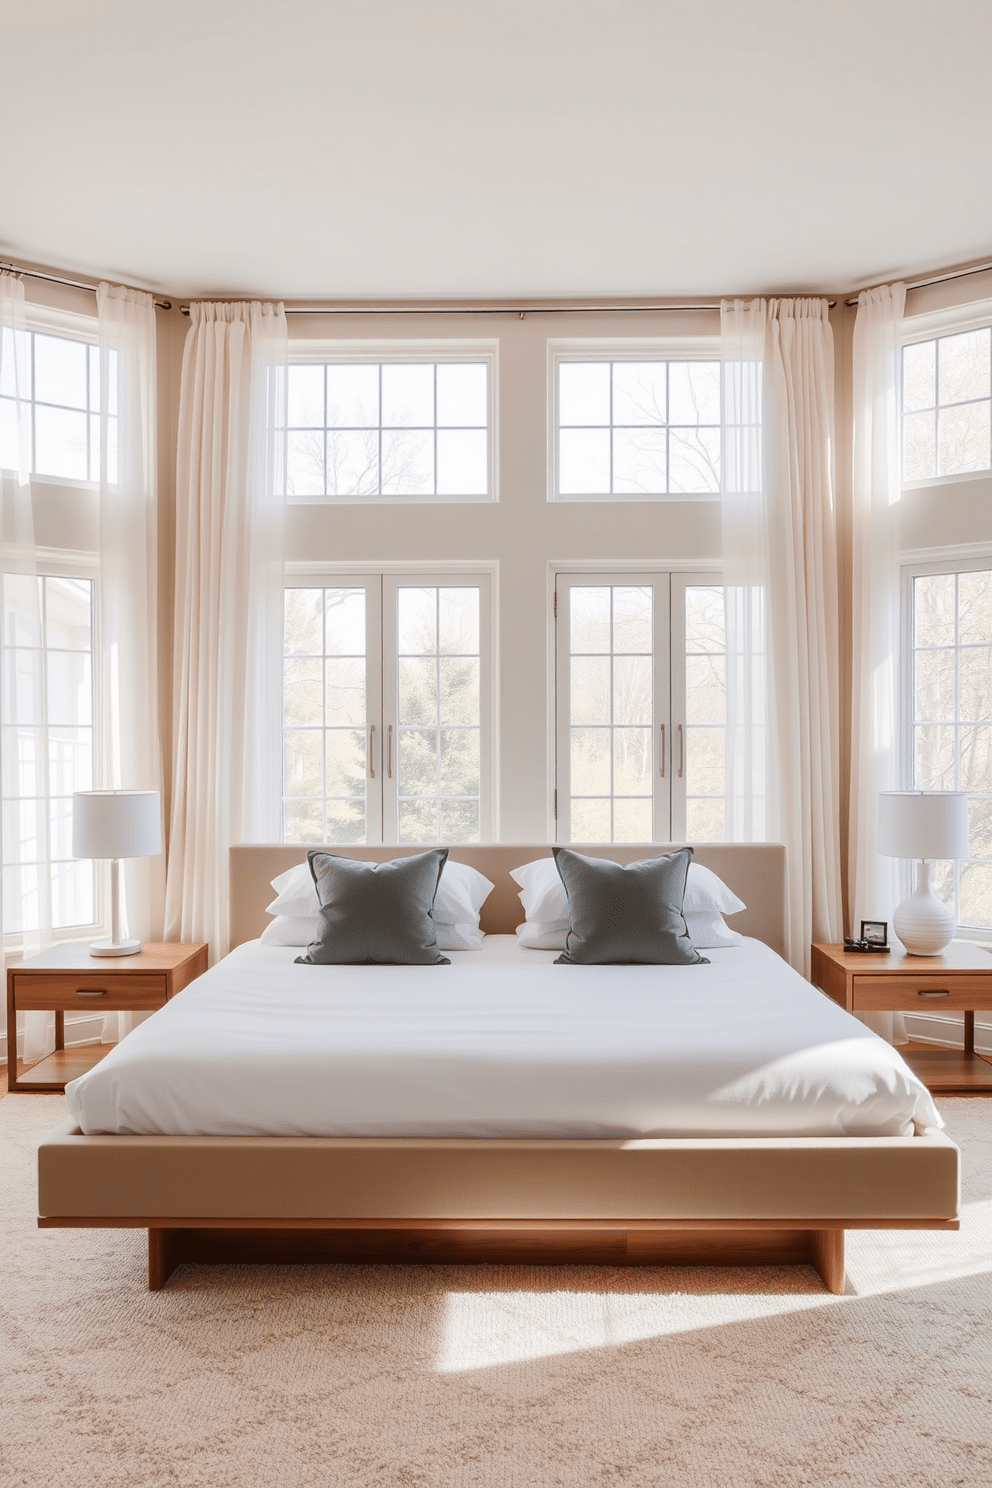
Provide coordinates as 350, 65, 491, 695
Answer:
659, 724, 666, 778
917, 989, 950, 998
75, 989, 107, 997
677, 724, 684, 779
387, 725, 393, 779
369, 724, 376, 778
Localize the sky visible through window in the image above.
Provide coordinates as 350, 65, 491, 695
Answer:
285, 362, 489, 499
0, 329, 116, 482
903, 328, 991, 481
557, 360, 721, 497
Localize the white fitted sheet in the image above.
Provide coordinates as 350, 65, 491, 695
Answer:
65, 936, 943, 1139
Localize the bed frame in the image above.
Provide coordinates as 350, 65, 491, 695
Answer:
37, 843, 960, 1293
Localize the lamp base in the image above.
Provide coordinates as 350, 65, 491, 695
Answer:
892, 861, 956, 956
88, 938, 143, 957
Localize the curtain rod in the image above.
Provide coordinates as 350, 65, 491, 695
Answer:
844, 257, 992, 308
179, 297, 836, 317
0, 261, 172, 312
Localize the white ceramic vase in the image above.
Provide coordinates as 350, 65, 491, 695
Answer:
892, 861, 956, 955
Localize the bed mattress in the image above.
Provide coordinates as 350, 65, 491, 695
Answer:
64, 936, 942, 1139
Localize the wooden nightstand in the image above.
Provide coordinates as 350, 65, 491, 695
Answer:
811, 941, 992, 1094
6, 942, 208, 1093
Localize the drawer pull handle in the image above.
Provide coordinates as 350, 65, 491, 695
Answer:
917, 989, 950, 998
74, 989, 107, 997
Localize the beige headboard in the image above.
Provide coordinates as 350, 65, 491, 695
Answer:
230, 843, 788, 958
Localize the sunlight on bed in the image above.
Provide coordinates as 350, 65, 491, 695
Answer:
435, 1198, 992, 1373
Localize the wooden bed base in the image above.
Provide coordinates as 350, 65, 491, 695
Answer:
37, 1214, 961, 1295
37, 845, 961, 1298
37, 1214, 865, 1293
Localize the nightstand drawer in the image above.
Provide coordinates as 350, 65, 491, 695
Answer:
12, 974, 168, 1011
853, 975, 992, 1012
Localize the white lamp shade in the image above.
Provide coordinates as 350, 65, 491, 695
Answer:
878, 791, 969, 860
72, 791, 162, 860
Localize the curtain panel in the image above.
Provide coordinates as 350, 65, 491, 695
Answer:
720, 297, 843, 975
95, 283, 165, 1041
165, 301, 288, 961
849, 284, 908, 1043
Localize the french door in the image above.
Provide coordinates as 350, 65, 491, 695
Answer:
282, 572, 492, 845
554, 571, 726, 843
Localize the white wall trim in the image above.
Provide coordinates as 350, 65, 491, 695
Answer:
899, 541, 992, 567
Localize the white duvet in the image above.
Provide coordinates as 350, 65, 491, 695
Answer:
65, 936, 942, 1139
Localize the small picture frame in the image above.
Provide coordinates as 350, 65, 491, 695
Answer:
860, 919, 888, 947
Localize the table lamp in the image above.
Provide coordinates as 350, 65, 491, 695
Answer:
72, 790, 162, 956
878, 790, 968, 955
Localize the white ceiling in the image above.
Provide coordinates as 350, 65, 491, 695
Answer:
2, 0, 990, 301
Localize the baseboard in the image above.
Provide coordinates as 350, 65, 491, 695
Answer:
903, 1010, 992, 1052
0, 1014, 106, 1062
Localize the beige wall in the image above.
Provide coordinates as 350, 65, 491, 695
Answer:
21, 285, 992, 847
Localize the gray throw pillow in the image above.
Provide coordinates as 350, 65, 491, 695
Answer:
295, 849, 451, 965
551, 846, 709, 966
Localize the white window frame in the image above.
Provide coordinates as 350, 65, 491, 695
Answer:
901, 299, 992, 491
284, 563, 496, 845
0, 301, 112, 490
2, 548, 105, 954
553, 565, 722, 843
547, 337, 722, 503
286, 341, 498, 504
901, 549, 992, 940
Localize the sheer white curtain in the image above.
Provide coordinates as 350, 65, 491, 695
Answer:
165, 301, 287, 961
96, 283, 165, 1042
721, 298, 843, 975
849, 284, 907, 1040
0, 272, 51, 1064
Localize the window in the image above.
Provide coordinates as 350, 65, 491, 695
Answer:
554, 572, 726, 842
908, 564, 992, 931
285, 355, 493, 501
551, 352, 721, 499
903, 327, 991, 482
282, 573, 492, 845
0, 328, 116, 483
2, 574, 96, 937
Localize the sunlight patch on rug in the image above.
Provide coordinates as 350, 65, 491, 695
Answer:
437, 1197, 992, 1372
435, 1285, 834, 1371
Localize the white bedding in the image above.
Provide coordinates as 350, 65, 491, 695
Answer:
65, 936, 942, 1139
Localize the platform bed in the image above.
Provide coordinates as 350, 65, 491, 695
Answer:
37, 844, 960, 1293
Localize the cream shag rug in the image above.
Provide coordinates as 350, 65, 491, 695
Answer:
1, 1097, 990, 1488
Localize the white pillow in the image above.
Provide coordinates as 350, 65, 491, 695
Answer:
515, 919, 568, 951
266, 861, 319, 919
682, 863, 746, 916
509, 858, 565, 923
259, 914, 320, 946
437, 922, 485, 952
683, 910, 745, 948
264, 857, 494, 946
509, 855, 746, 925
259, 912, 484, 952
432, 859, 495, 925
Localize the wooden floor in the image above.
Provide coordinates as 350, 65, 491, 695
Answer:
901, 1037, 992, 1094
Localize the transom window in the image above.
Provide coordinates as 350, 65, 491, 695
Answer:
910, 566, 992, 930
285, 359, 492, 501
903, 327, 991, 481
0, 329, 116, 483
553, 357, 721, 499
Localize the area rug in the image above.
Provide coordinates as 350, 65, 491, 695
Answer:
1, 1096, 990, 1488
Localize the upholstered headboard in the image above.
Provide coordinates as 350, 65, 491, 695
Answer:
229, 843, 788, 958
